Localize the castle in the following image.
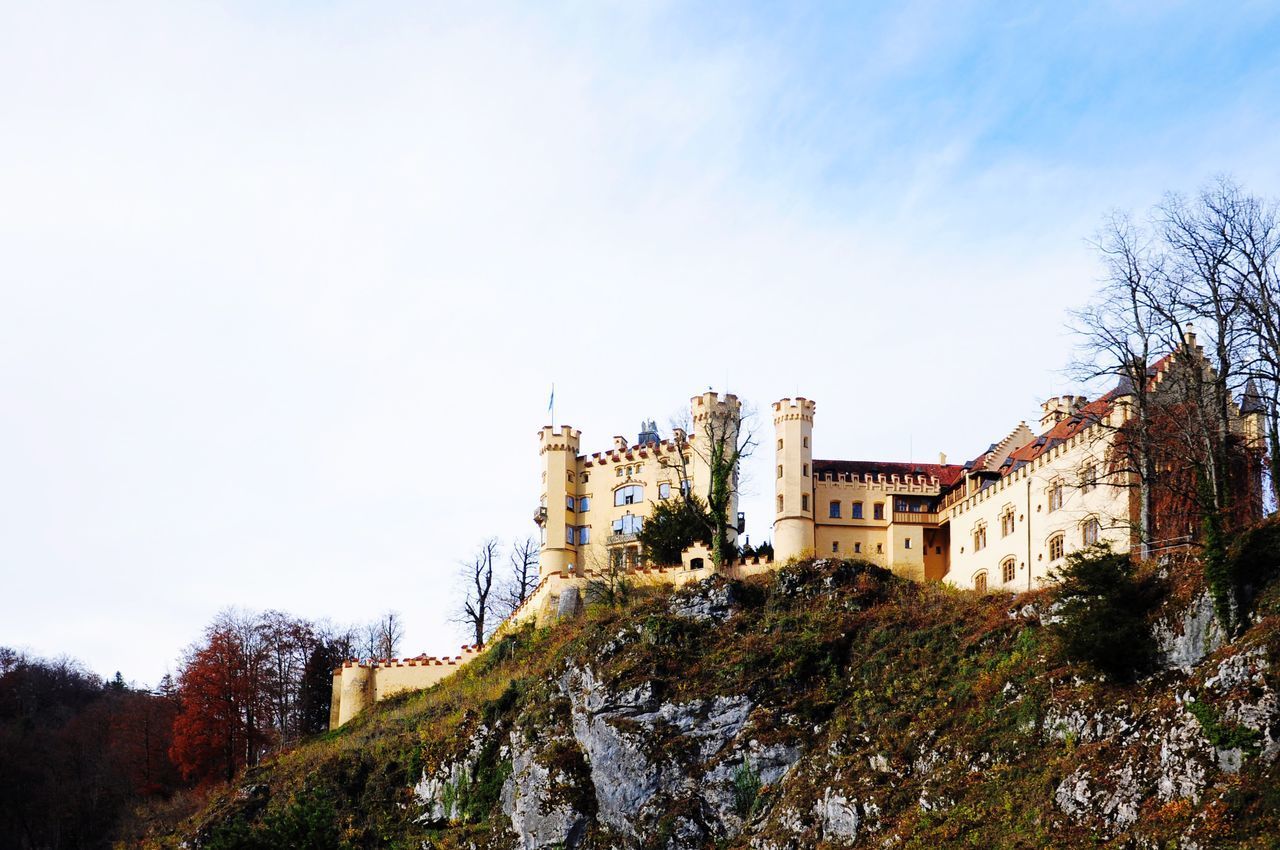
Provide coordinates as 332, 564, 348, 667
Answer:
329, 327, 1265, 726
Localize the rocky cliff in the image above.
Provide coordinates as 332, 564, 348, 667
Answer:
152, 557, 1280, 849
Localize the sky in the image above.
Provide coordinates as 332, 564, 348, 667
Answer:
3, 1, 1280, 686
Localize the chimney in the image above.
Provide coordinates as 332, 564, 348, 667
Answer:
938, 452, 947, 465
1183, 323, 1197, 348
613, 436, 628, 451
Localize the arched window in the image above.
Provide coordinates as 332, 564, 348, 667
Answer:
1048, 533, 1065, 561
614, 484, 644, 506
973, 571, 988, 593
1001, 557, 1015, 584
1082, 517, 1101, 546
1047, 481, 1064, 512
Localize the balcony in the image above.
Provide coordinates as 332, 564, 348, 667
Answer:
607, 532, 640, 545
892, 510, 938, 525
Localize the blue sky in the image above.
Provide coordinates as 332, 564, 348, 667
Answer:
2, 2, 1279, 684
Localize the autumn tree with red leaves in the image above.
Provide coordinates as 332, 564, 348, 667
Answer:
170, 611, 275, 785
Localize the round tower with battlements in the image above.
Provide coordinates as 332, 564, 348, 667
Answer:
773, 397, 815, 561
537, 425, 582, 578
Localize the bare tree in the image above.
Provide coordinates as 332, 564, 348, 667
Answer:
1157, 180, 1254, 518
373, 610, 404, 660
1071, 210, 1180, 557
1206, 180, 1280, 508
499, 536, 540, 619
456, 538, 498, 647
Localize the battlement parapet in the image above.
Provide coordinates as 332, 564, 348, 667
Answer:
772, 397, 816, 422
539, 425, 582, 454
692, 391, 741, 423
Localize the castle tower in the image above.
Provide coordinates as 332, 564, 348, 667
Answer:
773, 397, 815, 561
537, 425, 581, 578
689, 392, 742, 547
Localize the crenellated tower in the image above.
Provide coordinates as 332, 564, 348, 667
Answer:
537, 425, 581, 578
773, 397, 816, 561
689, 392, 742, 547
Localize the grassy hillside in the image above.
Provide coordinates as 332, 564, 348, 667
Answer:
135, 556, 1280, 850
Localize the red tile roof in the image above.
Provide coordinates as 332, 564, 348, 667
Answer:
813, 459, 966, 488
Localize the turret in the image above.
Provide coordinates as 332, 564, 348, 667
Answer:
772, 397, 815, 561
336, 662, 373, 727
537, 425, 582, 578
1039, 395, 1088, 430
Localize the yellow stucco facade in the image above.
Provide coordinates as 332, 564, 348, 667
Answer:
535, 391, 742, 580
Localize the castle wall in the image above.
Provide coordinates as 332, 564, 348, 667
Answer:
330, 646, 481, 729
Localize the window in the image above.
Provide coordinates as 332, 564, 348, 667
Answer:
1081, 464, 1097, 494
565, 524, 574, 544
803, 436, 809, 448
1001, 558, 1015, 583
614, 485, 644, 506
658, 482, 671, 500
1049, 533, 1065, 561
802, 464, 809, 477
612, 514, 643, 535
578, 526, 591, 545
973, 524, 987, 552
1000, 507, 1015, 537
832, 541, 840, 553
904, 538, 912, 549
852, 502, 863, 519
974, 571, 988, 593
616, 467, 623, 477
876, 543, 883, 554
1083, 517, 1101, 546
581, 472, 589, 483
873, 503, 884, 520
681, 479, 692, 497
566, 495, 576, 511
1047, 481, 1064, 512
777, 438, 783, 450
854, 542, 862, 553
801, 494, 810, 512
578, 496, 591, 512
777, 494, 784, 512
829, 501, 841, 518
777, 465, 784, 479
689, 557, 704, 570
935, 546, 942, 554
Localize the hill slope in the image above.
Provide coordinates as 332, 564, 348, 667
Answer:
147, 559, 1280, 849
